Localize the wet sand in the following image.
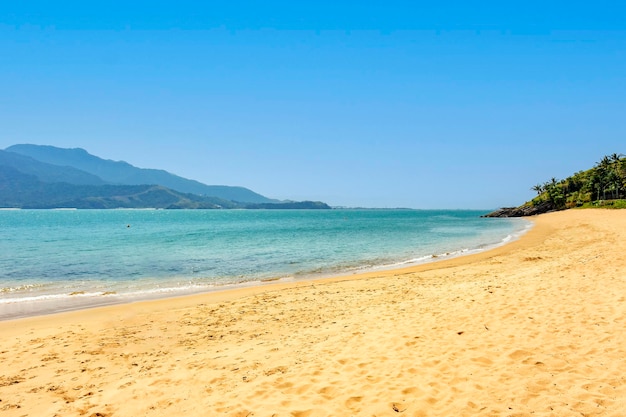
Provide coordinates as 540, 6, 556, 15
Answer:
1, 209, 625, 416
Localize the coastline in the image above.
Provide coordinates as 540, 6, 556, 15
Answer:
1, 209, 625, 416
0, 212, 531, 321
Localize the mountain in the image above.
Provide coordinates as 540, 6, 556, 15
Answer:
1, 144, 330, 209
5, 144, 276, 204
0, 165, 239, 209
0, 149, 106, 186
0, 165, 330, 210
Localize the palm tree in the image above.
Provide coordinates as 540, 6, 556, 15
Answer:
543, 178, 565, 208
550, 177, 559, 188
595, 156, 612, 200
531, 184, 544, 195
598, 154, 625, 199
610, 153, 623, 164
620, 157, 626, 198
610, 153, 625, 198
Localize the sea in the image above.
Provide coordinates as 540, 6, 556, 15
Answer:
0, 209, 531, 320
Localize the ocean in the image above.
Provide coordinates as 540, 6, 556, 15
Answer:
0, 209, 530, 320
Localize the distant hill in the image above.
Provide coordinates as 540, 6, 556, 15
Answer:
6, 144, 276, 204
1, 144, 330, 209
0, 149, 106, 186
0, 165, 239, 209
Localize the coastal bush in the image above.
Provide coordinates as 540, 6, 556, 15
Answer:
614, 200, 626, 209
579, 199, 626, 209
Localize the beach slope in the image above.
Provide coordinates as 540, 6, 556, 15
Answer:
1, 209, 625, 416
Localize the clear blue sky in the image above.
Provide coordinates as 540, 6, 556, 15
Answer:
1, 1, 625, 208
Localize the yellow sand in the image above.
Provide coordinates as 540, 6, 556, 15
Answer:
1, 209, 625, 417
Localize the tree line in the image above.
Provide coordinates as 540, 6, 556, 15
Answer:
531, 153, 626, 209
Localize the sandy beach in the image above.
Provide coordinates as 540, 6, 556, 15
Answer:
1, 209, 625, 416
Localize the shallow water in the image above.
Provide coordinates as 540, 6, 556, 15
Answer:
0, 209, 530, 319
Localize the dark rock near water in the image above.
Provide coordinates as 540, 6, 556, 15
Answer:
482, 200, 556, 217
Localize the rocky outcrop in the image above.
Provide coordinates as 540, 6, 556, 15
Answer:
482, 200, 556, 217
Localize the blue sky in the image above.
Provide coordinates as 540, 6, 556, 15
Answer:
1, 2, 625, 208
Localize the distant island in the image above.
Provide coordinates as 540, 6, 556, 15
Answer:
486, 153, 626, 217
0, 144, 330, 210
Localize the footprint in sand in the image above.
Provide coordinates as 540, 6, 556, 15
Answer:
345, 396, 363, 410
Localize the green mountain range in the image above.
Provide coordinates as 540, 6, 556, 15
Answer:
0, 145, 330, 210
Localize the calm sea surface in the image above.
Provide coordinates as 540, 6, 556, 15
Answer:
0, 209, 530, 319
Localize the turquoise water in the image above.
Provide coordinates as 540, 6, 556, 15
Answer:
0, 209, 530, 319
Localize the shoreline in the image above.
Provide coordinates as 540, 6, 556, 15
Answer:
2, 209, 625, 416
0, 217, 531, 322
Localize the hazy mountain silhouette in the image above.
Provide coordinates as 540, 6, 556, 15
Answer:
0, 165, 240, 209
0, 149, 106, 186
1, 144, 330, 209
6, 144, 276, 204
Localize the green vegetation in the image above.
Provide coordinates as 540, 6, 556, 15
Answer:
531, 153, 626, 210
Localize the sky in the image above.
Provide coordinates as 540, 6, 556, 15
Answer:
1, 1, 625, 209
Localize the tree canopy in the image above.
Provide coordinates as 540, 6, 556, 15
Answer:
532, 153, 626, 210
